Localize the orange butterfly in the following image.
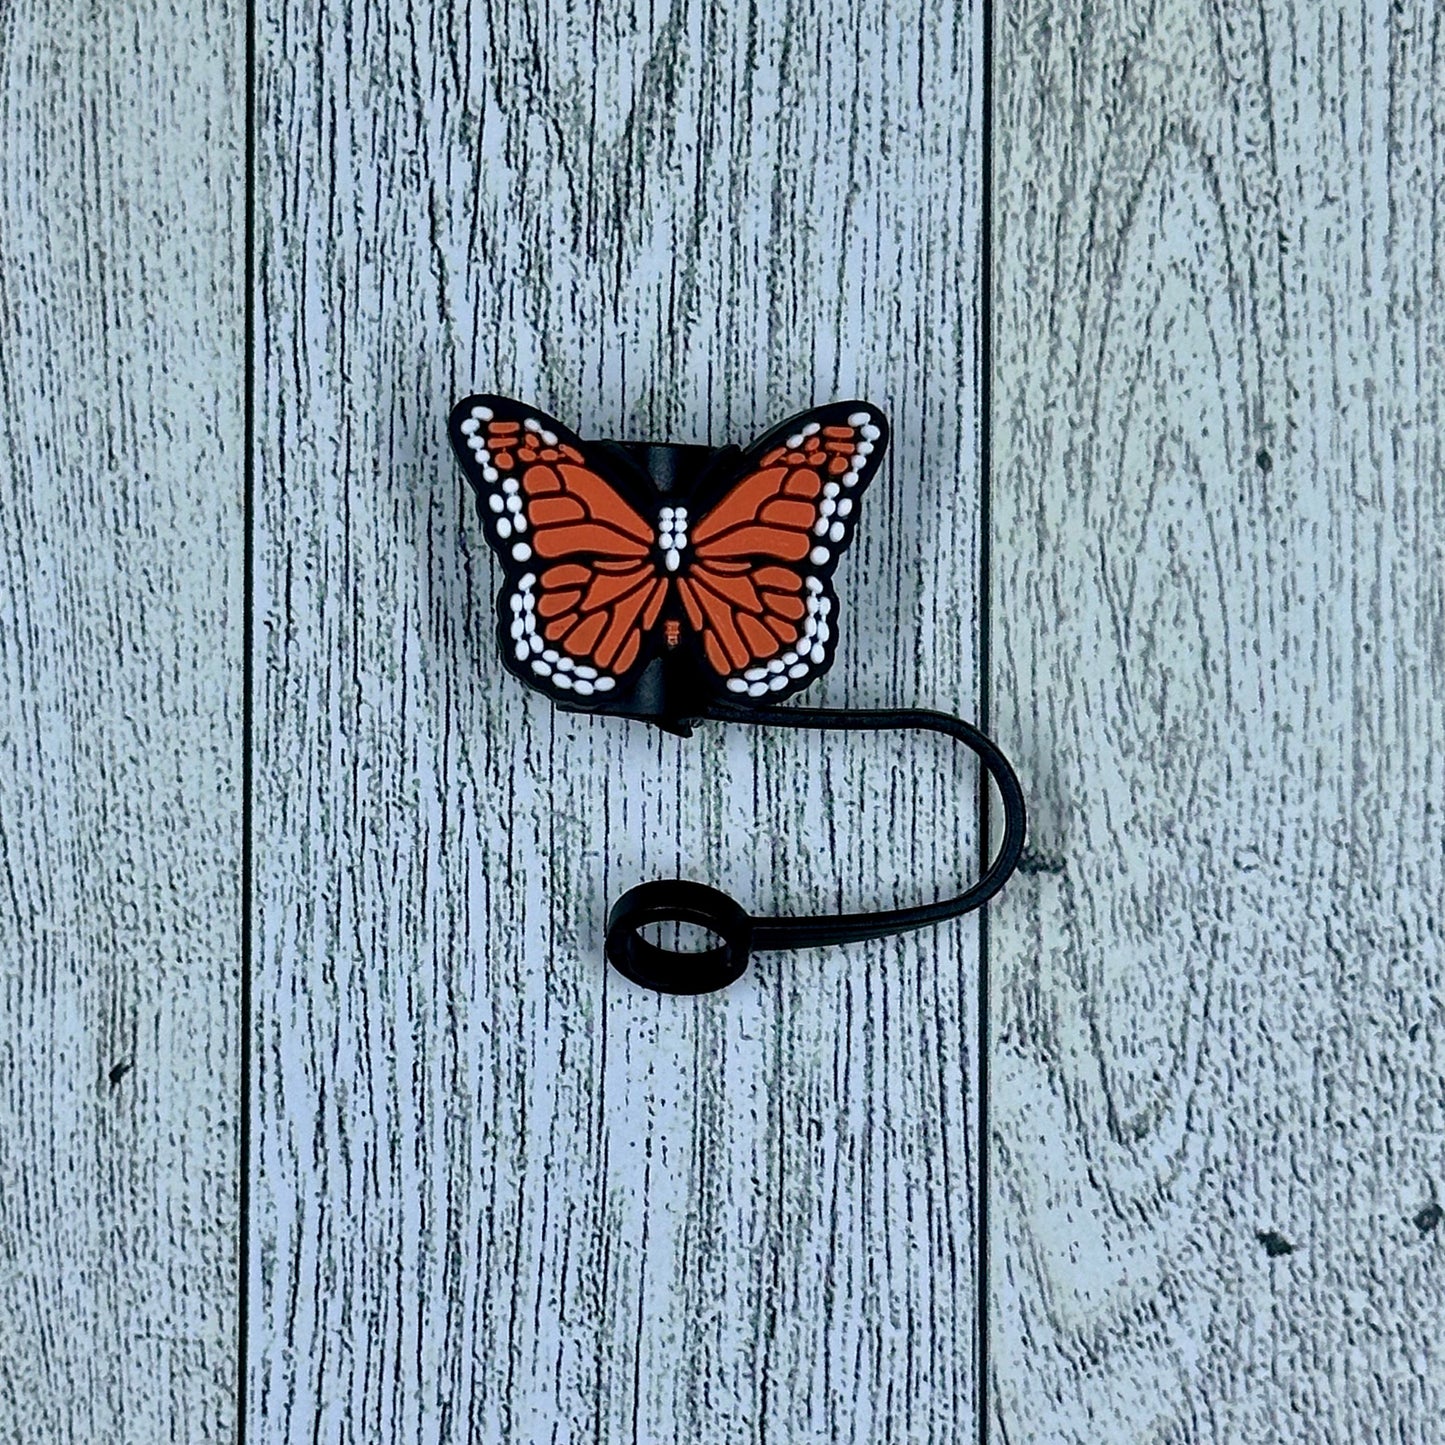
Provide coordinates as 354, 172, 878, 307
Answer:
448, 395, 889, 730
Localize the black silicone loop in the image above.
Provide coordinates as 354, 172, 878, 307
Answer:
605, 879, 752, 995
603, 702, 1027, 994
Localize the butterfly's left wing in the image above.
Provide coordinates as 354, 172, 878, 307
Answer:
677, 401, 888, 702
450, 395, 668, 704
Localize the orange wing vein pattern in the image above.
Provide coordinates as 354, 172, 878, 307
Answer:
457, 401, 665, 693
679, 411, 882, 696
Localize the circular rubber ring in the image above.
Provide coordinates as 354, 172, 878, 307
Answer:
604, 879, 753, 995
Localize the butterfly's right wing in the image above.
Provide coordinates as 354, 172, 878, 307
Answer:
679, 402, 889, 702
449, 395, 668, 701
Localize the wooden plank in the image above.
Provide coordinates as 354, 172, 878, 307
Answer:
0, 1, 243, 1440
990, 1, 1445, 1438
249, 0, 985, 1438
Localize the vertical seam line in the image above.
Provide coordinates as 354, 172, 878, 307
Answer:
237, 0, 256, 1438
976, 0, 995, 1441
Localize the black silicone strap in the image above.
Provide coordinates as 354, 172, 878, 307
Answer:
604, 701, 1027, 993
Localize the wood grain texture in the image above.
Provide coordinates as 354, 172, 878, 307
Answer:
248, 0, 985, 1439
0, 1, 242, 1440
991, 1, 1445, 1439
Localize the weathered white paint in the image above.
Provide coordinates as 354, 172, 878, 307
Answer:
0, 1, 242, 1439
249, 1, 985, 1440
992, 1, 1445, 1439
10, 2, 1436, 1439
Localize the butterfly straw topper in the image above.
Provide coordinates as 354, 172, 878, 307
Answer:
449, 394, 888, 736
449, 392, 1026, 994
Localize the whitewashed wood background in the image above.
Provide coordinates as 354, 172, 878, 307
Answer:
1, 1, 1441, 1442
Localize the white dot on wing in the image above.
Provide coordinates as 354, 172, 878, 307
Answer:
496, 518, 512, 539
524, 417, 542, 433
809, 546, 829, 565
473, 406, 494, 421
488, 494, 504, 513
847, 410, 870, 426
802, 421, 820, 436
861, 424, 880, 440
511, 542, 531, 561
594, 677, 616, 692
828, 521, 844, 542
460, 418, 479, 435
786, 433, 804, 448
726, 678, 748, 693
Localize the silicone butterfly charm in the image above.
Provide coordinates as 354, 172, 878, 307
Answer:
449, 394, 890, 733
